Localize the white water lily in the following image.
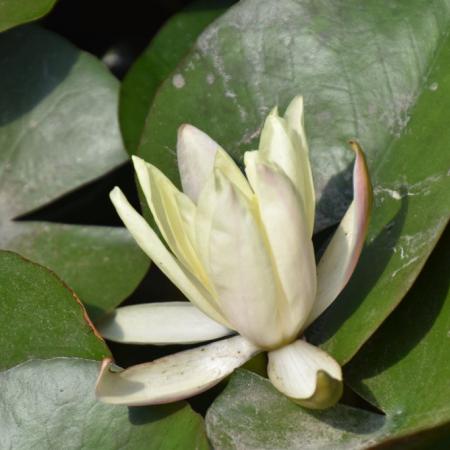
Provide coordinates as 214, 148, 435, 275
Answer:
95, 96, 372, 409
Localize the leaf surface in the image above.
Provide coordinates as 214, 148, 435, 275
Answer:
0, 26, 149, 315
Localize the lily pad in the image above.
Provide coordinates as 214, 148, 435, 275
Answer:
138, 0, 450, 362
0, 358, 209, 450
206, 231, 450, 449
120, 0, 235, 154
0, 0, 57, 33
137, 0, 450, 231
306, 16, 450, 362
0, 26, 149, 317
0, 251, 109, 371
345, 231, 450, 438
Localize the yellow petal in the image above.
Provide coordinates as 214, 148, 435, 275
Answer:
258, 97, 315, 236
132, 156, 212, 291
109, 186, 227, 326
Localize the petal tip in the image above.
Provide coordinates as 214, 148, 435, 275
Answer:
291, 370, 343, 410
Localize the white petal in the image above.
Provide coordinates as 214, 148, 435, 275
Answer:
199, 168, 283, 349
176, 124, 252, 201
245, 156, 316, 338
258, 98, 315, 236
97, 302, 233, 345
109, 187, 227, 326
177, 124, 219, 202
306, 141, 372, 326
268, 339, 342, 409
96, 335, 260, 405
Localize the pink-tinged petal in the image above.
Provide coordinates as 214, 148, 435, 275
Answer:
177, 124, 219, 202
268, 339, 342, 409
306, 141, 373, 326
109, 186, 227, 326
199, 168, 284, 349
95, 336, 260, 405
245, 154, 316, 341
177, 124, 252, 202
97, 302, 233, 345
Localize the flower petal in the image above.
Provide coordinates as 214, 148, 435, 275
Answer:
258, 97, 315, 236
197, 167, 283, 349
177, 124, 219, 202
267, 339, 342, 409
97, 302, 233, 345
109, 186, 227, 326
132, 156, 212, 290
177, 124, 252, 202
245, 154, 316, 339
306, 141, 372, 326
96, 336, 260, 405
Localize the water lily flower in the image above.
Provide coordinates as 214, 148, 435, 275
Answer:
96, 96, 372, 409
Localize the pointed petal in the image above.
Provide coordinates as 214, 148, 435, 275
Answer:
97, 302, 233, 345
109, 187, 227, 326
258, 103, 315, 236
306, 141, 372, 326
96, 336, 260, 405
213, 149, 253, 199
200, 168, 283, 349
268, 339, 342, 409
177, 124, 219, 202
176, 124, 252, 202
132, 156, 211, 289
245, 157, 317, 339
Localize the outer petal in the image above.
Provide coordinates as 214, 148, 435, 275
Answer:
97, 302, 233, 345
267, 339, 342, 409
306, 141, 372, 326
177, 124, 252, 202
198, 168, 283, 349
109, 187, 227, 326
96, 335, 260, 405
245, 154, 316, 340
258, 98, 315, 236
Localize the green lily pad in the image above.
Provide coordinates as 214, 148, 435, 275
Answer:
137, 0, 450, 231
0, 358, 209, 450
137, 0, 450, 363
120, 0, 235, 154
0, 26, 149, 317
306, 14, 450, 362
206, 231, 450, 449
0, 0, 57, 33
345, 231, 450, 437
0, 251, 109, 371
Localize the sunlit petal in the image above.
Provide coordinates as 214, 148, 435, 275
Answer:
133, 156, 212, 290
96, 336, 260, 405
198, 167, 284, 349
258, 98, 315, 235
109, 187, 227, 325
245, 153, 316, 339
